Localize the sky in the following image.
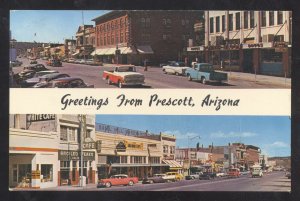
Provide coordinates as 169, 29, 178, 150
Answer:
95, 115, 291, 157
10, 10, 109, 43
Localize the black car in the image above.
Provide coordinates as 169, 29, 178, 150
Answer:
142, 175, 166, 184
199, 172, 216, 180
33, 73, 70, 88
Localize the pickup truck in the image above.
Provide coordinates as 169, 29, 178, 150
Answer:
185, 63, 228, 84
102, 65, 145, 88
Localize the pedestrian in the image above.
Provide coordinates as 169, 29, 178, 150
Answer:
144, 59, 148, 71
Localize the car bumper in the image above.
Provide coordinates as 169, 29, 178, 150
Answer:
123, 82, 145, 86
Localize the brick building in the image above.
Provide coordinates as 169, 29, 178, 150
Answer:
92, 10, 203, 65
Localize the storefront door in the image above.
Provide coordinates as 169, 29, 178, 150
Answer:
12, 164, 32, 188
243, 49, 253, 73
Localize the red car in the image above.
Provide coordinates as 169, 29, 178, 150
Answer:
97, 174, 139, 188
228, 168, 240, 177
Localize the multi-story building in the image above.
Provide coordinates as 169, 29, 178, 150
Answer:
75, 25, 95, 59
92, 10, 203, 65
64, 39, 76, 58
95, 123, 181, 179
190, 11, 292, 77
9, 114, 97, 189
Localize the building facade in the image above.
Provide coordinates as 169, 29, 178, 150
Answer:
9, 114, 97, 189
92, 10, 203, 65
95, 123, 181, 179
188, 11, 292, 77
75, 25, 95, 59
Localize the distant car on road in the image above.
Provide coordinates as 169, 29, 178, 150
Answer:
49, 77, 94, 88
103, 65, 145, 88
165, 172, 184, 181
162, 61, 189, 76
97, 174, 139, 188
216, 171, 227, 177
185, 172, 203, 180
142, 174, 166, 184
185, 63, 228, 84
228, 168, 240, 178
199, 172, 217, 180
30, 60, 38, 64
251, 165, 263, 178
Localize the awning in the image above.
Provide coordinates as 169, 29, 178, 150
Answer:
162, 160, 182, 169
90, 50, 96, 56
97, 163, 169, 167
136, 45, 154, 54
72, 50, 80, 56
94, 47, 137, 56
119, 47, 137, 54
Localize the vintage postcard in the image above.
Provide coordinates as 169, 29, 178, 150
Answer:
8, 10, 291, 193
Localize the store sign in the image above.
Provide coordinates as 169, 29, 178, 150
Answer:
83, 142, 96, 149
58, 150, 95, 161
124, 140, 143, 150
187, 46, 204, 52
27, 114, 56, 122
116, 141, 126, 152
242, 42, 273, 49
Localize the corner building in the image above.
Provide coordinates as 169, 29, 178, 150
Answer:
92, 10, 202, 65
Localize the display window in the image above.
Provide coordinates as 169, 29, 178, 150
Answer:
41, 164, 53, 182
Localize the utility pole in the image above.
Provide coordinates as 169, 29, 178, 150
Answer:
187, 136, 201, 175
78, 114, 86, 187
82, 11, 86, 62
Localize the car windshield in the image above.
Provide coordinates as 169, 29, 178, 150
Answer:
118, 66, 135, 72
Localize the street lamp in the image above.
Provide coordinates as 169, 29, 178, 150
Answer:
187, 135, 201, 175
77, 114, 84, 187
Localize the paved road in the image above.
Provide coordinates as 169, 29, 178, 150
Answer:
12, 58, 290, 88
32, 171, 290, 192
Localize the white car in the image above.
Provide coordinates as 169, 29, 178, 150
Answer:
162, 61, 189, 76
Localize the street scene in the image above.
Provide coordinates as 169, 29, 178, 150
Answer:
9, 10, 292, 88
9, 115, 291, 191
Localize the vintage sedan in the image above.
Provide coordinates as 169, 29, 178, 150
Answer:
199, 172, 217, 180
97, 174, 139, 188
103, 65, 145, 88
32, 73, 70, 88
142, 174, 167, 184
49, 77, 94, 88
162, 61, 189, 76
15, 64, 49, 83
20, 70, 59, 87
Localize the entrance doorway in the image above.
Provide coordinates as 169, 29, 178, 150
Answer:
11, 164, 32, 188
243, 49, 253, 73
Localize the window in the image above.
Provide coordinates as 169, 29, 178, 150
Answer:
60, 126, 67, 141
68, 127, 76, 142
216, 16, 220, 32
60, 161, 70, 168
162, 34, 171, 40
149, 157, 160, 164
120, 18, 123, 28
163, 18, 172, 27
277, 11, 283, 24
104, 37, 106, 45
111, 22, 114, 30
107, 36, 110, 45
120, 156, 127, 164
130, 156, 146, 164
170, 146, 175, 154
100, 37, 103, 46
115, 20, 118, 29
244, 11, 249, 29
250, 11, 255, 28
209, 17, 214, 33
116, 35, 119, 44
120, 33, 123, 43
41, 164, 53, 182
222, 15, 225, 32
111, 36, 114, 45
229, 14, 233, 31
86, 129, 91, 138
163, 145, 169, 154
236, 12, 240, 30
261, 11, 266, 27
269, 11, 274, 26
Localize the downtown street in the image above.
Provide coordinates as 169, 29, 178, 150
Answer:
12, 57, 291, 89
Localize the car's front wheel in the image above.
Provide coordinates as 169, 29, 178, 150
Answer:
106, 78, 111, 85
105, 182, 111, 188
128, 180, 134, 186
201, 77, 206, 84
118, 81, 123, 88
188, 75, 192, 81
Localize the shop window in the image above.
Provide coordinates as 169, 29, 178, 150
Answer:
269, 11, 274, 26
41, 164, 53, 182
17, 164, 31, 187
130, 156, 146, 164
250, 11, 255, 28
120, 156, 127, 164
261, 11, 266, 27
60, 161, 70, 168
216, 16, 220, 32
277, 11, 283, 24
236, 12, 240, 30
261, 49, 282, 62
209, 17, 214, 33
244, 11, 249, 29
229, 14, 233, 31
222, 15, 225, 32
150, 157, 160, 164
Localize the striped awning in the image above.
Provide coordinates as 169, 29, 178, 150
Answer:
162, 160, 183, 169
136, 45, 154, 54
94, 47, 137, 55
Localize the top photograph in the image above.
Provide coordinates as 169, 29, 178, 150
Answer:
9, 10, 291, 89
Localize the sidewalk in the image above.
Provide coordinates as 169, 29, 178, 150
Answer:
221, 71, 291, 88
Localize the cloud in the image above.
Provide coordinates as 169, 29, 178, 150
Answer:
210, 131, 257, 138
266, 141, 290, 148
163, 130, 200, 140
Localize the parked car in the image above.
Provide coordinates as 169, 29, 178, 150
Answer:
30, 59, 38, 64
162, 61, 189, 76
165, 172, 184, 181
185, 63, 228, 84
216, 171, 227, 177
103, 65, 145, 88
185, 172, 203, 180
15, 64, 49, 83
49, 77, 94, 88
240, 170, 250, 176
142, 174, 166, 184
51, 59, 62, 67
67, 58, 75, 63
199, 172, 217, 180
10, 60, 23, 67
97, 174, 139, 188
79, 59, 86, 64
32, 73, 70, 88
159, 61, 176, 68
20, 70, 59, 87
228, 168, 240, 178
251, 165, 263, 178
